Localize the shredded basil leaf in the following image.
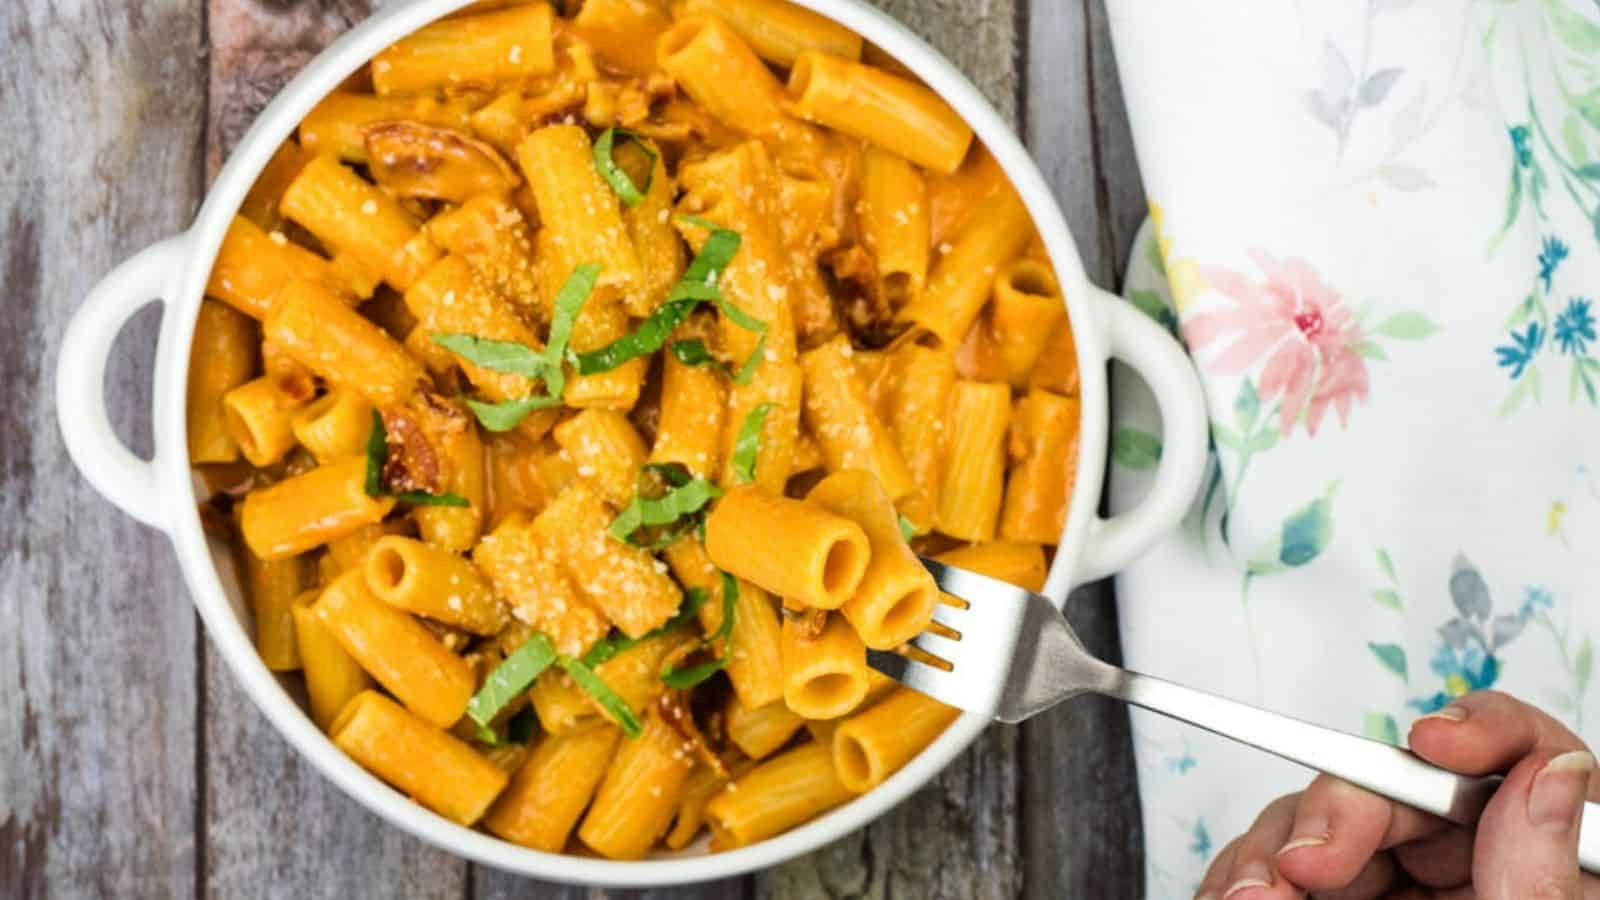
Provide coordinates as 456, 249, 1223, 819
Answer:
363, 411, 469, 505
714, 572, 738, 644
545, 263, 599, 385
898, 515, 917, 542
473, 720, 502, 746
608, 476, 724, 546
432, 263, 599, 430
659, 574, 739, 688
464, 395, 562, 433
430, 334, 549, 378
572, 297, 700, 375
732, 403, 775, 485
659, 658, 727, 689
364, 410, 388, 497
581, 588, 709, 668
467, 633, 558, 727
394, 491, 470, 508
593, 127, 658, 207
673, 217, 742, 294
667, 339, 732, 376
558, 655, 642, 738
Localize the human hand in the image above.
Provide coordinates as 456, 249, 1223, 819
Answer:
1196, 691, 1598, 899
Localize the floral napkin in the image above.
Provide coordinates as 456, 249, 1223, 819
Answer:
1100, 1, 1600, 895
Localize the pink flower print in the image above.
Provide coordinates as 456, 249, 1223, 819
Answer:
1182, 250, 1370, 436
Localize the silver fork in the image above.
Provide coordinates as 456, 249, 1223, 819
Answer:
866, 558, 1600, 871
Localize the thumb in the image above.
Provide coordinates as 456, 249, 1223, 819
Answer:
1473, 748, 1594, 900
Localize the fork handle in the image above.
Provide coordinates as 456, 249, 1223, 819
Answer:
1107, 669, 1600, 872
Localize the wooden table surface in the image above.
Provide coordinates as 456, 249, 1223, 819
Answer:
1, 1, 1149, 896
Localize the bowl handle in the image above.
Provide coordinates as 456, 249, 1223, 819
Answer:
56, 236, 188, 532
1076, 285, 1208, 583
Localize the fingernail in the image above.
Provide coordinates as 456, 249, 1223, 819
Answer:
1222, 862, 1272, 898
1529, 750, 1595, 830
1415, 705, 1468, 724
1276, 833, 1328, 855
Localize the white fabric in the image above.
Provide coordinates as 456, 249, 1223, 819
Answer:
1100, 2, 1600, 896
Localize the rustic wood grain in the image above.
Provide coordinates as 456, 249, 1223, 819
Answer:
0, 2, 207, 897
1021, 1, 1147, 898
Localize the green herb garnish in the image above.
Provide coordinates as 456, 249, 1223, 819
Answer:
608, 463, 723, 549
581, 587, 709, 668
364, 411, 469, 506
659, 573, 739, 688
432, 263, 600, 430
732, 403, 775, 485
467, 633, 558, 728
667, 338, 733, 376
571, 219, 764, 380
557, 655, 642, 737
593, 127, 659, 207
898, 515, 917, 542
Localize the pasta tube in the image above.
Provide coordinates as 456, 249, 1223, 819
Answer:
680, 0, 863, 67
880, 343, 956, 533
936, 380, 1011, 542
859, 146, 930, 307
935, 540, 1048, 592
222, 371, 317, 467
533, 482, 682, 638
299, 92, 475, 164
578, 708, 696, 859
651, 349, 726, 479
552, 409, 648, 509
291, 389, 373, 464
991, 258, 1066, 386
781, 613, 870, 719
786, 51, 973, 175
371, 4, 555, 95
1000, 391, 1080, 544
899, 183, 1032, 347
705, 486, 870, 610
1028, 316, 1082, 397
832, 687, 959, 792
240, 457, 395, 561
706, 741, 857, 849
807, 471, 938, 650
187, 299, 257, 464
240, 544, 307, 672
484, 725, 622, 851
314, 570, 475, 728
206, 215, 355, 320
363, 536, 508, 635
264, 279, 423, 407
330, 691, 508, 825
280, 154, 440, 291
725, 697, 806, 760
665, 540, 785, 709
799, 336, 914, 501
291, 589, 374, 730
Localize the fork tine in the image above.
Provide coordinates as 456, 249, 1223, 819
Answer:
909, 629, 963, 662
928, 601, 966, 633
865, 649, 964, 706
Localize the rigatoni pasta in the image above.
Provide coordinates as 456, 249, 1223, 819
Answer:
193, 0, 1081, 860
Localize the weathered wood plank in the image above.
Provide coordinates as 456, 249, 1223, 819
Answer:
1020, 1, 1147, 898
199, 3, 469, 897
0, 2, 207, 897
762, 3, 1023, 896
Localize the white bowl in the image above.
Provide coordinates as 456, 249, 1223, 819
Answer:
55, 0, 1207, 886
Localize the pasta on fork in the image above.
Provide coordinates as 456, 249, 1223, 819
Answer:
191, 0, 1081, 860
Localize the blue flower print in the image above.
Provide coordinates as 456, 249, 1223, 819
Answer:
1411, 643, 1501, 715
1554, 298, 1596, 356
1496, 321, 1544, 378
1510, 125, 1533, 167
1521, 586, 1556, 617
1538, 235, 1568, 292
1190, 820, 1212, 860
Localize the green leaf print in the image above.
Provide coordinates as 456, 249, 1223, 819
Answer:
1545, 1, 1600, 63
1143, 233, 1166, 277
1373, 589, 1403, 610
1578, 637, 1594, 689
1372, 312, 1440, 340
1280, 489, 1337, 566
1353, 340, 1388, 360
1112, 428, 1162, 470
1127, 288, 1168, 325
1363, 711, 1401, 746
1234, 379, 1261, 433
1377, 549, 1396, 581
1211, 424, 1242, 451
1369, 642, 1409, 680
